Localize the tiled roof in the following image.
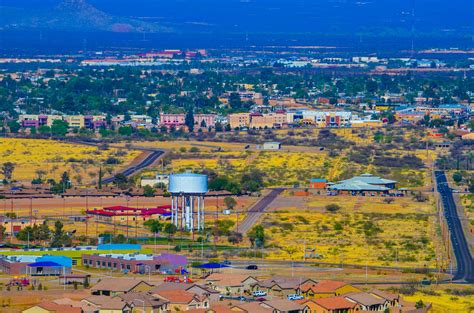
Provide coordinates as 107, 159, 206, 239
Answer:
206, 273, 257, 287
369, 289, 399, 301
82, 296, 129, 310
345, 292, 387, 306
34, 301, 82, 313
255, 276, 311, 290
232, 302, 272, 313
91, 278, 151, 292
262, 299, 304, 311
302, 280, 347, 293
314, 296, 358, 310
154, 289, 204, 304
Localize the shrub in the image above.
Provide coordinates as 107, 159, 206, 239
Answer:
326, 204, 341, 212
383, 198, 395, 204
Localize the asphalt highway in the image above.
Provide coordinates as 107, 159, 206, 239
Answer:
435, 170, 474, 283
237, 188, 285, 233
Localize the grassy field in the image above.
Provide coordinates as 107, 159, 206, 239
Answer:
404, 286, 474, 313
257, 194, 448, 268
0, 138, 141, 184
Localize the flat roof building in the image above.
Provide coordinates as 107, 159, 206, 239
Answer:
82, 252, 187, 274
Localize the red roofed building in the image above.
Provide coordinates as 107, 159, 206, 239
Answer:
312, 296, 360, 313
86, 205, 171, 224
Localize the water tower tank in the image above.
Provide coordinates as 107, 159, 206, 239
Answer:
169, 173, 208, 194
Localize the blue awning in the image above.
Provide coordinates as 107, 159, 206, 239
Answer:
27, 261, 63, 267
192, 262, 230, 269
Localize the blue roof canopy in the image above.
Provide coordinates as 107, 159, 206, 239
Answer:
192, 262, 230, 269
28, 261, 63, 267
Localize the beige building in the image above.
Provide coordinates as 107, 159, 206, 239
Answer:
229, 113, 251, 129
228, 111, 287, 129
64, 115, 85, 128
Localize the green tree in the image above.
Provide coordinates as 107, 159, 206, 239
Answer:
113, 173, 129, 189
452, 172, 462, 184
1, 162, 15, 182
163, 223, 178, 241
51, 120, 69, 137
50, 220, 71, 247
247, 224, 265, 248
223, 196, 237, 210
118, 126, 133, 136
7, 121, 20, 133
144, 219, 162, 235
143, 185, 156, 197
38, 125, 51, 135
185, 108, 195, 132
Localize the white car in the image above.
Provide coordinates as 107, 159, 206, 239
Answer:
287, 294, 304, 300
253, 290, 267, 297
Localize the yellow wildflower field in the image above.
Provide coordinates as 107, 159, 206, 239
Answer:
0, 138, 141, 184
405, 288, 474, 313
261, 194, 448, 268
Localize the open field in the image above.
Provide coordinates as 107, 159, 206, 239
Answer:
256, 194, 448, 268
0, 138, 141, 184
404, 286, 474, 313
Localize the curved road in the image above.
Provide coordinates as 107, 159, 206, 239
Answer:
102, 149, 165, 184
435, 170, 474, 283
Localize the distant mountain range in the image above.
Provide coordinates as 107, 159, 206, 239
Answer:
0, 0, 170, 33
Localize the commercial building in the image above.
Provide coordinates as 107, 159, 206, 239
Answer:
328, 174, 397, 195
159, 113, 216, 128
86, 205, 171, 224
82, 252, 187, 274
228, 111, 287, 129
18, 114, 107, 129
288, 110, 352, 128
0, 255, 72, 275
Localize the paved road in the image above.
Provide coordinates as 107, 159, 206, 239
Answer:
435, 170, 474, 283
64, 139, 165, 185
102, 149, 165, 184
237, 188, 285, 233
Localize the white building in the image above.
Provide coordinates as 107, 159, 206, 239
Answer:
140, 174, 170, 188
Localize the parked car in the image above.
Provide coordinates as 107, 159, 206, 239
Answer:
253, 290, 267, 297
287, 294, 304, 300
246, 264, 258, 270
222, 260, 232, 265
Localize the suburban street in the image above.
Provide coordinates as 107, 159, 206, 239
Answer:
435, 170, 474, 283
237, 188, 285, 233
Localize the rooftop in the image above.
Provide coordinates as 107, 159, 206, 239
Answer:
301, 280, 348, 293
314, 296, 358, 310
345, 292, 387, 306
91, 278, 151, 293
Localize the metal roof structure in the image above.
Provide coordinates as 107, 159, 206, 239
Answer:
338, 174, 396, 186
